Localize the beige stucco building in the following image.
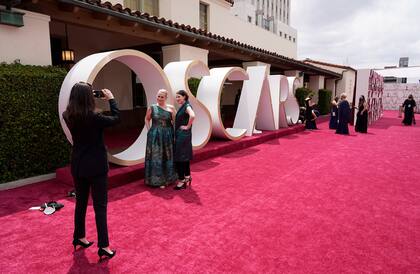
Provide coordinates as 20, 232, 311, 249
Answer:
304, 59, 357, 105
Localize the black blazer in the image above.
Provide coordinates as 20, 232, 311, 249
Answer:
65, 99, 120, 178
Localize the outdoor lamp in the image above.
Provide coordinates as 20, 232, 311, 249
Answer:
61, 49, 74, 63
61, 23, 74, 63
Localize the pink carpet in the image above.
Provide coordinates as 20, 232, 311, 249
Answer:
0, 111, 419, 273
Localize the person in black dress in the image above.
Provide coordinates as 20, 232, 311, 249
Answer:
173, 90, 195, 190
304, 97, 317, 130
402, 94, 417, 126
63, 82, 119, 259
329, 96, 339, 129
355, 95, 368, 133
336, 93, 351, 135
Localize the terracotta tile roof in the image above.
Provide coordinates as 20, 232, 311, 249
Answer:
55, 0, 340, 78
303, 58, 356, 71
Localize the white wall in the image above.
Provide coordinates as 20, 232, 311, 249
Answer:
383, 83, 420, 111
160, 0, 200, 27
0, 8, 51, 65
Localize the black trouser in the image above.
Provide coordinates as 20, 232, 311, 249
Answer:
73, 174, 109, 248
175, 161, 190, 180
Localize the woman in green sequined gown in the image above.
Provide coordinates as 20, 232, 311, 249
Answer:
144, 89, 177, 188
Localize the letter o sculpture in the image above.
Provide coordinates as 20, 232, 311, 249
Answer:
285, 77, 301, 125
59, 49, 173, 166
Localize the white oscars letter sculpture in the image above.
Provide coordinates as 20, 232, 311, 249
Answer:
59, 50, 303, 167
255, 68, 277, 131
197, 67, 249, 140
268, 75, 290, 128
164, 60, 212, 148
59, 49, 172, 165
234, 66, 276, 136
284, 77, 300, 125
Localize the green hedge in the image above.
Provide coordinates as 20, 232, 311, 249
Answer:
0, 63, 70, 184
295, 87, 313, 107
188, 78, 201, 97
318, 89, 332, 115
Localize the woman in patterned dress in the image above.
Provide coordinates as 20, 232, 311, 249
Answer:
144, 89, 178, 188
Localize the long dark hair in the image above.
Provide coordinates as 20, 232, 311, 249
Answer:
63, 82, 95, 127
176, 89, 189, 101
358, 95, 365, 108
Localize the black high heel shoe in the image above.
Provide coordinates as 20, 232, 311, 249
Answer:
174, 179, 187, 190
72, 239, 94, 250
98, 248, 116, 260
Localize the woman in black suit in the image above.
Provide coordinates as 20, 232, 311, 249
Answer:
63, 82, 120, 259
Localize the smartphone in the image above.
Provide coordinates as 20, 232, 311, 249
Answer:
93, 89, 104, 98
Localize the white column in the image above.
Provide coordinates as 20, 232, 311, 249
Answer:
308, 75, 325, 103
162, 44, 209, 67
325, 79, 336, 95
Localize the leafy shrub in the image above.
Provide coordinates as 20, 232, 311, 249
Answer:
318, 89, 332, 115
0, 64, 70, 183
188, 78, 201, 97
295, 87, 313, 107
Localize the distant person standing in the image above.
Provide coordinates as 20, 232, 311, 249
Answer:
336, 93, 351, 135
355, 95, 368, 133
304, 97, 317, 130
329, 96, 339, 129
402, 94, 417, 126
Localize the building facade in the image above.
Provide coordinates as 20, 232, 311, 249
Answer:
230, 0, 296, 49
304, 59, 357, 105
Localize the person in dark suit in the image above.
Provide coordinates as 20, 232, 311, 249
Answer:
63, 82, 120, 260
173, 90, 195, 190
329, 97, 339, 129
336, 93, 351, 135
